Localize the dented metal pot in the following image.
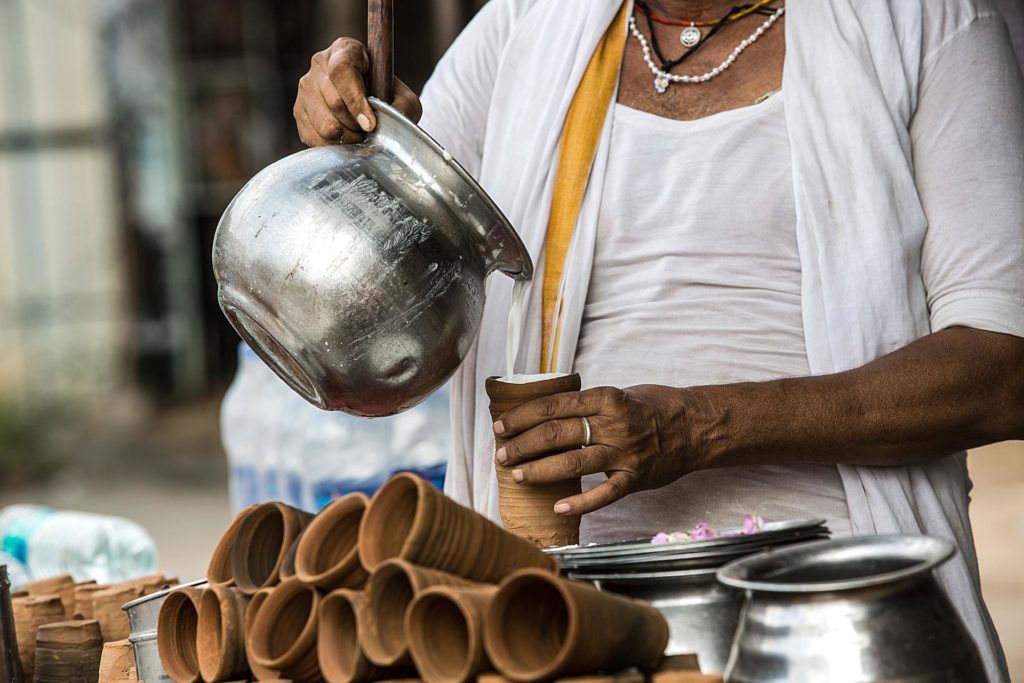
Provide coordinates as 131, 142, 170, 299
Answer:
212, 98, 532, 417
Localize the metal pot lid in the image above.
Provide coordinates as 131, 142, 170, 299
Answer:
716, 534, 955, 594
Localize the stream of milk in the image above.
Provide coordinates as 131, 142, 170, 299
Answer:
505, 279, 529, 378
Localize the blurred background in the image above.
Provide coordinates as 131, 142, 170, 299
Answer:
0, 0, 1021, 676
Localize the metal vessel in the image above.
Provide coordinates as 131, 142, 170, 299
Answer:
551, 519, 829, 674
573, 568, 742, 674
717, 535, 986, 682
123, 580, 206, 683
212, 99, 531, 417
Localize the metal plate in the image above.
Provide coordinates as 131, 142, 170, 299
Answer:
547, 519, 827, 561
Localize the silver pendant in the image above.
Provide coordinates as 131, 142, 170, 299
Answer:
680, 25, 702, 47
654, 74, 669, 94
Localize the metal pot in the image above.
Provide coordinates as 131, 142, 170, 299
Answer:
716, 535, 986, 683
572, 568, 742, 674
212, 0, 532, 416
212, 99, 531, 416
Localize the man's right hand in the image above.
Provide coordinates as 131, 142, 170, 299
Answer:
294, 37, 422, 147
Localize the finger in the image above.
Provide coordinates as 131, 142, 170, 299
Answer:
497, 417, 589, 466
554, 471, 637, 516
495, 388, 610, 437
295, 104, 335, 147
391, 78, 422, 122
325, 41, 376, 132
513, 446, 615, 485
315, 67, 361, 132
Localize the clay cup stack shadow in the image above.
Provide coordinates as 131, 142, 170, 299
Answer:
157, 472, 669, 683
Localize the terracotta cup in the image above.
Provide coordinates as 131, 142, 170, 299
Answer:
295, 493, 370, 591
358, 473, 557, 583
318, 589, 413, 683
208, 505, 258, 588
483, 568, 669, 682
156, 585, 203, 683
24, 575, 76, 615
92, 583, 146, 642
73, 584, 106, 619
247, 577, 322, 682
243, 587, 281, 681
406, 585, 498, 683
360, 559, 478, 668
231, 502, 314, 595
485, 373, 583, 548
197, 584, 251, 682
12, 593, 65, 681
98, 639, 137, 682
33, 619, 103, 683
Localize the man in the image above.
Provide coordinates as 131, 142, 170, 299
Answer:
293, 1, 1023, 679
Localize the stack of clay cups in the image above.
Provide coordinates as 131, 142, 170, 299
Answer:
485, 373, 584, 549
157, 501, 313, 682
355, 473, 668, 683
33, 619, 104, 683
174, 469, 668, 683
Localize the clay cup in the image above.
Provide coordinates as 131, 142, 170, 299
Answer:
230, 502, 313, 595
406, 585, 498, 683
197, 584, 251, 682
358, 473, 557, 583
156, 585, 203, 683
485, 373, 583, 548
483, 568, 668, 682
295, 493, 370, 591
318, 589, 412, 683
247, 577, 322, 682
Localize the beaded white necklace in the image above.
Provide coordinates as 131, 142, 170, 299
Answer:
629, 6, 785, 93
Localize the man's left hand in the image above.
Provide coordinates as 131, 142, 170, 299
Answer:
492, 385, 705, 515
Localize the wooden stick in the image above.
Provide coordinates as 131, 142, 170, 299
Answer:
367, 0, 394, 102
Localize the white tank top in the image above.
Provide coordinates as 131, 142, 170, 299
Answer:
573, 94, 852, 542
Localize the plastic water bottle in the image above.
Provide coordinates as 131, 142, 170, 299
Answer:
0, 505, 158, 584
0, 552, 29, 590
389, 384, 451, 490
221, 344, 264, 511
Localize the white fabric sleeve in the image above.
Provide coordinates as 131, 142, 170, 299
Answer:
914, 13, 1024, 338
417, 0, 529, 178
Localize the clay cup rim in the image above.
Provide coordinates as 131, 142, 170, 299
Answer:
156, 587, 202, 683
359, 473, 429, 570
296, 493, 369, 586
231, 502, 302, 593
248, 577, 320, 669
406, 586, 482, 683
484, 569, 578, 682
318, 589, 363, 683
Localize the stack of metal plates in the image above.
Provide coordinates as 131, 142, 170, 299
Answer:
547, 519, 830, 582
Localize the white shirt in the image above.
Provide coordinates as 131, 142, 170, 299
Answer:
574, 94, 854, 541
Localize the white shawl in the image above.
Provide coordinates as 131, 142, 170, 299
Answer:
434, 1, 1009, 679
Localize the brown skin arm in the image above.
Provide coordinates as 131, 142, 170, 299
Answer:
494, 327, 1024, 515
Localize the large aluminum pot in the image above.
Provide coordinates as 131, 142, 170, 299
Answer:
574, 567, 743, 674
717, 535, 986, 683
212, 98, 532, 416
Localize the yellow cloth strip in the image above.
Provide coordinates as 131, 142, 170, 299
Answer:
540, 1, 630, 373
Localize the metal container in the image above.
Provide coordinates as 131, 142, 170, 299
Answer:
212, 98, 532, 417
717, 535, 986, 683
573, 567, 742, 674
123, 580, 206, 683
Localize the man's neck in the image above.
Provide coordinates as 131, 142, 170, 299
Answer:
643, 0, 739, 22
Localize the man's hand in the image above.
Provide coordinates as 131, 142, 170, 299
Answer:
492, 385, 705, 515
294, 37, 422, 147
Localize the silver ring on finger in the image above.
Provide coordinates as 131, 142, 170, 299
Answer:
580, 416, 592, 448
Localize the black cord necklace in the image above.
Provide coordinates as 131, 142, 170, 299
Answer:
637, 1, 778, 71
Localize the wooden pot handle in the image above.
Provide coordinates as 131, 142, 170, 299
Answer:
367, 0, 394, 103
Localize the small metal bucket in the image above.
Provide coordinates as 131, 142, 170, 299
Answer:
122, 580, 206, 683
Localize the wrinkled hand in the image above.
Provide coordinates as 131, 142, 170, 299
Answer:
493, 385, 704, 515
294, 37, 422, 146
